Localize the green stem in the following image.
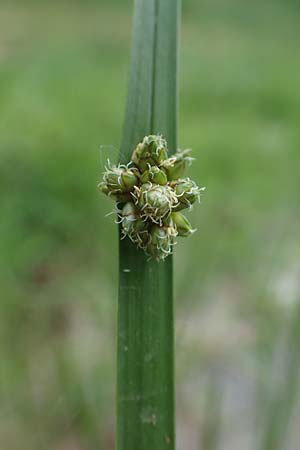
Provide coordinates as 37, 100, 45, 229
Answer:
117, 1, 180, 449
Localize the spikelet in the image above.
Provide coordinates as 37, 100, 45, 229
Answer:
99, 135, 205, 260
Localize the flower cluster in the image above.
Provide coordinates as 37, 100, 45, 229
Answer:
99, 135, 204, 260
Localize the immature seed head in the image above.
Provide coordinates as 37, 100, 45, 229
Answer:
131, 135, 168, 172
99, 135, 204, 260
99, 182, 133, 203
146, 224, 177, 260
171, 212, 196, 237
134, 182, 178, 223
100, 162, 139, 197
172, 178, 202, 210
121, 201, 139, 235
120, 202, 149, 246
140, 165, 168, 185
161, 148, 194, 181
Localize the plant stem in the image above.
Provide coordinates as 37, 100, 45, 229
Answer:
117, 1, 180, 449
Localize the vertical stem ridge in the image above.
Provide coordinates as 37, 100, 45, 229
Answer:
119, 0, 156, 163
117, 1, 180, 449
150, 0, 158, 133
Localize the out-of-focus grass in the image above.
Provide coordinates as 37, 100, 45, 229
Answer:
1, 1, 300, 449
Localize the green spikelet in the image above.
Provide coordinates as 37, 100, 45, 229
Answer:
99, 135, 204, 260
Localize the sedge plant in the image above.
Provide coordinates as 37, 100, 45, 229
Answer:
99, 1, 203, 449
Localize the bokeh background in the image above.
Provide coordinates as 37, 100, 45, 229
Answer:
1, 0, 300, 449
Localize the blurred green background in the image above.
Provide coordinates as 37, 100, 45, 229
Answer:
1, 0, 300, 449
